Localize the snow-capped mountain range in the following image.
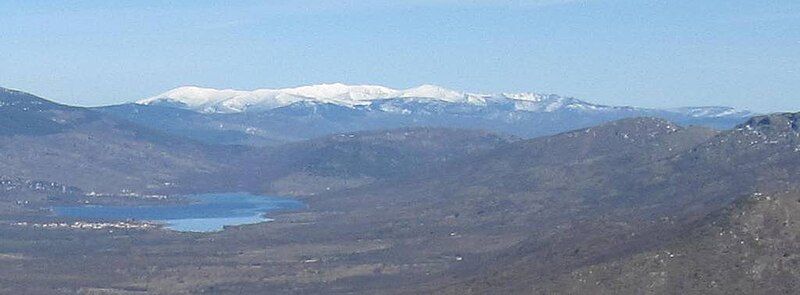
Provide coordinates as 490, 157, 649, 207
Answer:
138, 83, 605, 114
139, 83, 749, 118
114, 83, 757, 146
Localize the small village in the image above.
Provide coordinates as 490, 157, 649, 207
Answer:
12, 221, 158, 230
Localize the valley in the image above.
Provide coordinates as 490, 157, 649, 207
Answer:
0, 87, 798, 294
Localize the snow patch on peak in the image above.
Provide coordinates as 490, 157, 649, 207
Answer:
138, 86, 251, 110
397, 85, 465, 102
501, 93, 609, 113
283, 83, 397, 103
502, 92, 548, 102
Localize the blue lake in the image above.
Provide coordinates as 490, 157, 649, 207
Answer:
52, 193, 304, 232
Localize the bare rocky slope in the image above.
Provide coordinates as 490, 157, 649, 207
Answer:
444, 112, 800, 294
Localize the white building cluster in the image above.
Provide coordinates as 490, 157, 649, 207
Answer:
13, 221, 157, 230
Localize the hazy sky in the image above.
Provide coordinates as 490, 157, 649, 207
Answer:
0, 0, 798, 112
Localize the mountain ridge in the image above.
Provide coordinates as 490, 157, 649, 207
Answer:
136, 84, 755, 119
102, 84, 756, 146
0, 85, 756, 147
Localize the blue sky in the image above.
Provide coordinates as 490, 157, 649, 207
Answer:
0, 0, 798, 112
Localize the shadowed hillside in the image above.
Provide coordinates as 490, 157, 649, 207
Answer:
449, 112, 800, 294
0, 88, 233, 193
228, 128, 517, 196
532, 190, 800, 294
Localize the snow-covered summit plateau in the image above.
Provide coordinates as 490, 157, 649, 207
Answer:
137, 83, 754, 119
